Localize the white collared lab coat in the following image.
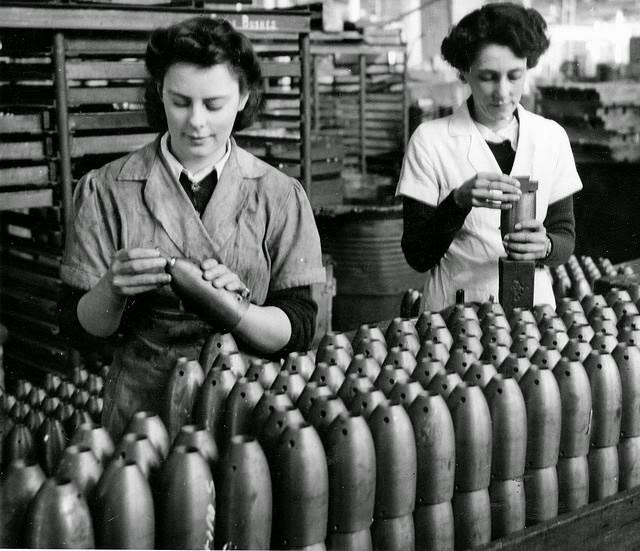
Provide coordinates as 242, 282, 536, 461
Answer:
396, 100, 582, 311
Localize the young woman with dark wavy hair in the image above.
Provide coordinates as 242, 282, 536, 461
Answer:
59, 17, 324, 439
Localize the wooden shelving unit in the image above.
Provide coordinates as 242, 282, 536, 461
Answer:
0, 2, 313, 380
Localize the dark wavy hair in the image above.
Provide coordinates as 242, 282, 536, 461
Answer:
144, 17, 263, 132
441, 2, 550, 73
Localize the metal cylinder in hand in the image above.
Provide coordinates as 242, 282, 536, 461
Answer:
500, 176, 538, 241
166, 257, 250, 330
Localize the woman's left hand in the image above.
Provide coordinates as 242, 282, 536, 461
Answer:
201, 258, 249, 295
503, 219, 549, 261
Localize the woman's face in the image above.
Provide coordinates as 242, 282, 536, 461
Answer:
462, 44, 527, 130
161, 62, 249, 172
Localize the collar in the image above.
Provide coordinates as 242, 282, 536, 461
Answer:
447, 98, 536, 177
116, 135, 268, 182
473, 116, 519, 151
160, 132, 231, 183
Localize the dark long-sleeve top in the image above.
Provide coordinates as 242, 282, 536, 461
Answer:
401, 139, 576, 273
58, 284, 317, 359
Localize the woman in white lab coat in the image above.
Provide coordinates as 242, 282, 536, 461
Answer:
397, 2, 582, 311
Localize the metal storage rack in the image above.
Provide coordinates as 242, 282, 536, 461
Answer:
0, 2, 313, 381
310, 30, 409, 178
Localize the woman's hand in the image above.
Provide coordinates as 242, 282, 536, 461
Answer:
201, 258, 249, 296
107, 248, 170, 297
454, 172, 522, 210
503, 219, 549, 260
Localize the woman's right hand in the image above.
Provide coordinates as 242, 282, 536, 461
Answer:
453, 173, 522, 210
107, 248, 171, 297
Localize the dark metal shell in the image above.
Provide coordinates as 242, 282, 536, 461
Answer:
36, 417, 67, 477
383, 346, 417, 375
308, 395, 348, 436
584, 351, 623, 447
25, 477, 95, 548
452, 489, 491, 548
338, 373, 374, 408
479, 343, 510, 369
0, 459, 46, 548
271, 423, 329, 548
376, 364, 411, 399
557, 455, 589, 513
388, 380, 423, 408
127, 410, 170, 460
385, 317, 418, 343
271, 370, 306, 403
448, 383, 492, 492
416, 339, 450, 365
368, 401, 416, 518
324, 413, 376, 533
553, 358, 592, 457
193, 365, 236, 448
113, 433, 162, 479
488, 477, 526, 538
173, 424, 219, 472
531, 345, 562, 370
539, 327, 570, 352
414, 502, 454, 551
618, 436, 640, 491
410, 358, 445, 390
349, 388, 388, 420
212, 351, 248, 379
421, 325, 454, 352
445, 347, 477, 377
56, 444, 103, 500
326, 528, 373, 551
199, 332, 239, 376
346, 353, 381, 382
283, 351, 316, 382
463, 362, 498, 388
3, 423, 36, 469
310, 362, 346, 395
520, 365, 562, 469
614, 343, 640, 438
352, 324, 386, 352
161, 357, 205, 443
259, 405, 305, 462
93, 459, 155, 549
589, 444, 620, 503
427, 371, 462, 400
415, 311, 447, 341
70, 422, 115, 465
245, 358, 281, 389
317, 331, 354, 358
296, 382, 333, 418
315, 345, 352, 373
371, 513, 415, 551
485, 374, 527, 479
499, 353, 532, 382
409, 392, 455, 505
156, 446, 216, 550
352, 337, 388, 367
251, 389, 293, 436
524, 466, 559, 525
216, 435, 272, 550
224, 377, 265, 441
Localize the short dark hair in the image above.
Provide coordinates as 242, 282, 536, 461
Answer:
144, 16, 263, 132
441, 2, 550, 73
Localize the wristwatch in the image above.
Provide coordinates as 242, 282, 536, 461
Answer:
544, 236, 553, 259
